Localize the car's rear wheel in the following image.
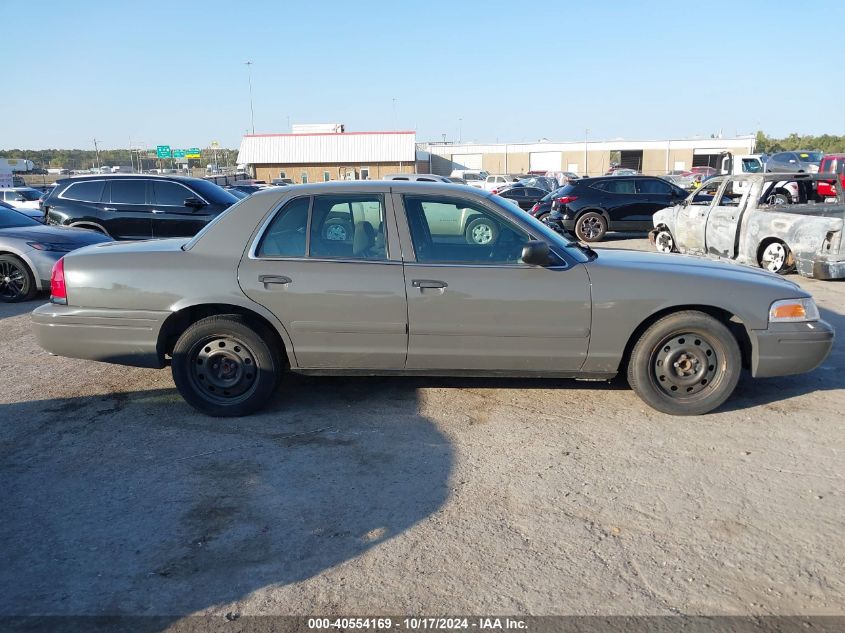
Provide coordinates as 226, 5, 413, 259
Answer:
654, 228, 677, 253
171, 315, 282, 417
627, 311, 741, 416
758, 240, 794, 275
465, 217, 499, 245
0, 255, 37, 303
575, 212, 607, 242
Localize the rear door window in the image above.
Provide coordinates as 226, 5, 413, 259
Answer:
309, 195, 387, 260
604, 179, 637, 194
109, 180, 147, 204
61, 180, 106, 203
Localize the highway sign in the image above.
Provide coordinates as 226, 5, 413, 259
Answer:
186, 147, 201, 159
156, 145, 171, 159
172, 149, 186, 159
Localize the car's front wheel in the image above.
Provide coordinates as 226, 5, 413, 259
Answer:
654, 228, 677, 253
0, 255, 37, 303
627, 311, 741, 416
574, 212, 607, 242
171, 315, 282, 416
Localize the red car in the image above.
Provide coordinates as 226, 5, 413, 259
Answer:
818, 154, 845, 198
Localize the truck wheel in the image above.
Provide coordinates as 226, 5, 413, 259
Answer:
627, 311, 741, 416
0, 255, 37, 303
465, 217, 499, 245
171, 315, 282, 417
575, 212, 607, 242
654, 228, 677, 253
758, 240, 794, 275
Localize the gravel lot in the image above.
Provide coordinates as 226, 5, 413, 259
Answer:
2, 236, 843, 619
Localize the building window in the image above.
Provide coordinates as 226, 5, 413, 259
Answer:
301, 172, 308, 184
323, 171, 331, 182
279, 171, 286, 178
360, 167, 370, 180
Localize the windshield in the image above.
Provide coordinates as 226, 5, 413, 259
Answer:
488, 194, 590, 263
0, 207, 39, 228
187, 179, 240, 205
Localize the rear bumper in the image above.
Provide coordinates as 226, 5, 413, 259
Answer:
750, 320, 834, 378
31, 303, 169, 368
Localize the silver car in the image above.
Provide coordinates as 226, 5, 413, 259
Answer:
0, 204, 111, 302
32, 182, 833, 417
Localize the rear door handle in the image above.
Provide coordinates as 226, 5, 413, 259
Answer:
412, 279, 447, 289
103, 207, 116, 212
151, 209, 165, 214
259, 274, 292, 287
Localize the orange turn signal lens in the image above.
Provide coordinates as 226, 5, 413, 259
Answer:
771, 303, 806, 319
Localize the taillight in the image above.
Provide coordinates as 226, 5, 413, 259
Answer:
50, 257, 67, 304
530, 203, 540, 213
557, 195, 578, 205
491, 188, 498, 195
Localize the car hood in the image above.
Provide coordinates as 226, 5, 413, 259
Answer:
589, 247, 804, 292
0, 224, 112, 246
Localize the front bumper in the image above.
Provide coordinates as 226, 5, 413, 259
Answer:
750, 320, 834, 378
795, 252, 845, 280
31, 303, 169, 368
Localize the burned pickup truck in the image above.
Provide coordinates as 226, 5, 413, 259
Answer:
650, 173, 845, 279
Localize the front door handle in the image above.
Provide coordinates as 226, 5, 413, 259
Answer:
151, 209, 165, 214
259, 274, 292, 287
103, 206, 116, 212
412, 279, 447, 289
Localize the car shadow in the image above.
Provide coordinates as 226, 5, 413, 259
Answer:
1, 376, 453, 624
0, 295, 44, 321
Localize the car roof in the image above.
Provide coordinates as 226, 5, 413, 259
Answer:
246, 180, 494, 200
55, 174, 206, 185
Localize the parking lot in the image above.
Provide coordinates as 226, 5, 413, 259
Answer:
2, 234, 843, 618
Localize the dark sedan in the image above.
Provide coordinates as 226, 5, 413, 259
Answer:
546, 176, 688, 242
495, 185, 548, 210
527, 186, 568, 221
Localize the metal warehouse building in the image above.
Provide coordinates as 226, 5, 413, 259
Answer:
237, 129, 420, 183
421, 136, 757, 177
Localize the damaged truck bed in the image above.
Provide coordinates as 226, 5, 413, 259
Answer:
650, 173, 845, 279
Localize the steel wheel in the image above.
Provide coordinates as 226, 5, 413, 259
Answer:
759, 241, 791, 274
188, 336, 258, 405
627, 310, 741, 416
0, 255, 36, 303
650, 333, 719, 399
171, 314, 282, 416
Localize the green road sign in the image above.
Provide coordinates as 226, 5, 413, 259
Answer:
172, 149, 186, 159
156, 145, 171, 159
186, 147, 201, 159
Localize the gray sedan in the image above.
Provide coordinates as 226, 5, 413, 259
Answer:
32, 182, 833, 416
0, 205, 111, 302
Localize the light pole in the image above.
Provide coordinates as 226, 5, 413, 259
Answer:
583, 128, 590, 176
458, 118, 462, 144
392, 98, 398, 130
245, 61, 255, 134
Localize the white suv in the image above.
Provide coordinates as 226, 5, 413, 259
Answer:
481, 174, 519, 192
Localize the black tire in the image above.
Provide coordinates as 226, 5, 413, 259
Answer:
574, 211, 607, 242
758, 240, 794, 275
464, 216, 499, 245
0, 254, 37, 303
536, 212, 549, 223
627, 311, 741, 416
171, 315, 283, 417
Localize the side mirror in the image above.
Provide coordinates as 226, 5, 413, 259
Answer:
521, 240, 553, 266
184, 197, 205, 209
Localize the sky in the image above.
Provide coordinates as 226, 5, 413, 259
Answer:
3, 0, 844, 150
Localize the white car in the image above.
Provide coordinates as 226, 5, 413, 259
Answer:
1, 187, 43, 212
481, 174, 519, 192
449, 169, 489, 188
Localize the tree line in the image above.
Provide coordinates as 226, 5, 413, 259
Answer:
755, 131, 845, 154
0, 148, 239, 170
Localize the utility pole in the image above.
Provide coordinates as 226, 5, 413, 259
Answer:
458, 117, 462, 144
392, 98, 397, 130
93, 138, 101, 171
245, 61, 255, 134
583, 128, 589, 176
